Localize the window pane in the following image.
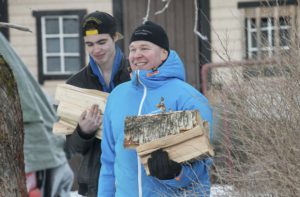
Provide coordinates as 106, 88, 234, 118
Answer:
249, 51, 257, 59
45, 18, 59, 34
279, 48, 291, 56
261, 50, 269, 59
46, 38, 60, 53
279, 16, 290, 26
261, 17, 268, 28
280, 29, 290, 46
65, 57, 81, 72
64, 38, 79, 53
251, 32, 257, 47
271, 30, 275, 47
264, 66, 280, 77
261, 30, 269, 47
244, 66, 259, 78
250, 18, 256, 29
270, 17, 274, 26
261, 17, 274, 28
63, 18, 79, 34
47, 57, 61, 72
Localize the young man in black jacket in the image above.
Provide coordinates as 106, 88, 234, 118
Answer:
65, 11, 130, 197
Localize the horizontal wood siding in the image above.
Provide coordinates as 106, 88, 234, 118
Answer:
210, 0, 244, 62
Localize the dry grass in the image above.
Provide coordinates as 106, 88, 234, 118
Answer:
209, 49, 300, 196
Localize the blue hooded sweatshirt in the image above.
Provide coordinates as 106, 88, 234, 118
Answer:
98, 50, 213, 197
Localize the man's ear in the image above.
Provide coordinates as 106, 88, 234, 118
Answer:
160, 49, 168, 61
113, 33, 118, 42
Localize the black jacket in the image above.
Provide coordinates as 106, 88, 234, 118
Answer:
65, 57, 130, 197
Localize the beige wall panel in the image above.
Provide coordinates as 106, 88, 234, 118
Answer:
8, 35, 37, 75
9, 34, 37, 48
297, 5, 300, 40
12, 45, 37, 56
211, 8, 241, 20
211, 0, 257, 8
210, 0, 245, 63
211, 39, 243, 62
211, 29, 242, 42
212, 50, 244, 63
211, 29, 242, 44
211, 0, 237, 8
42, 80, 66, 99
211, 18, 242, 30
211, 66, 243, 85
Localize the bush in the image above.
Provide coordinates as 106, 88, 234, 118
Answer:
209, 53, 300, 196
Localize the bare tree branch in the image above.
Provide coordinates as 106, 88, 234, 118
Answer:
194, 0, 208, 41
154, 0, 172, 15
143, 0, 151, 23
0, 22, 32, 32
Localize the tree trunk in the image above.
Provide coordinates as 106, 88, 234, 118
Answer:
0, 56, 27, 196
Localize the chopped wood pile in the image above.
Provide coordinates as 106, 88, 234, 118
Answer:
52, 84, 108, 139
124, 110, 214, 175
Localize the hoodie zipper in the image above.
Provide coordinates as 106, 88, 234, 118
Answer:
138, 72, 147, 116
136, 70, 147, 197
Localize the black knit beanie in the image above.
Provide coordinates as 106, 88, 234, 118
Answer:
81, 11, 117, 36
130, 21, 169, 52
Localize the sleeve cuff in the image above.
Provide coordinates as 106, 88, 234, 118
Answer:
76, 124, 97, 139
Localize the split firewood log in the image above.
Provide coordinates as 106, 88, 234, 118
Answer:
53, 84, 108, 139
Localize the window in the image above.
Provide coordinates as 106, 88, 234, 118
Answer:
238, 0, 297, 60
33, 10, 86, 84
246, 16, 292, 59
238, 1, 297, 78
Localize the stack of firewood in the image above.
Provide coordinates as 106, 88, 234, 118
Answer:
52, 84, 108, 139
124, 110, 214, 175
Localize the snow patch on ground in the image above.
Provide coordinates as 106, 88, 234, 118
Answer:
70, 191, 84, 197
211, 184, 237, 196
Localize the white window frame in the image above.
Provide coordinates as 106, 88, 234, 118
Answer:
41, 15, 81, 75
243, 5, 297, 60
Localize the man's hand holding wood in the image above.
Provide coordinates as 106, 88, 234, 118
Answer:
78, 104, 102, 138
148, 149, 181, 180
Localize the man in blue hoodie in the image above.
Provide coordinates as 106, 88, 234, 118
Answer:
98, 21, 213, 197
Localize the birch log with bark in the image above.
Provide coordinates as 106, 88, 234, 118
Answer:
0, 56, 27, 196
124, 110, 201, 147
